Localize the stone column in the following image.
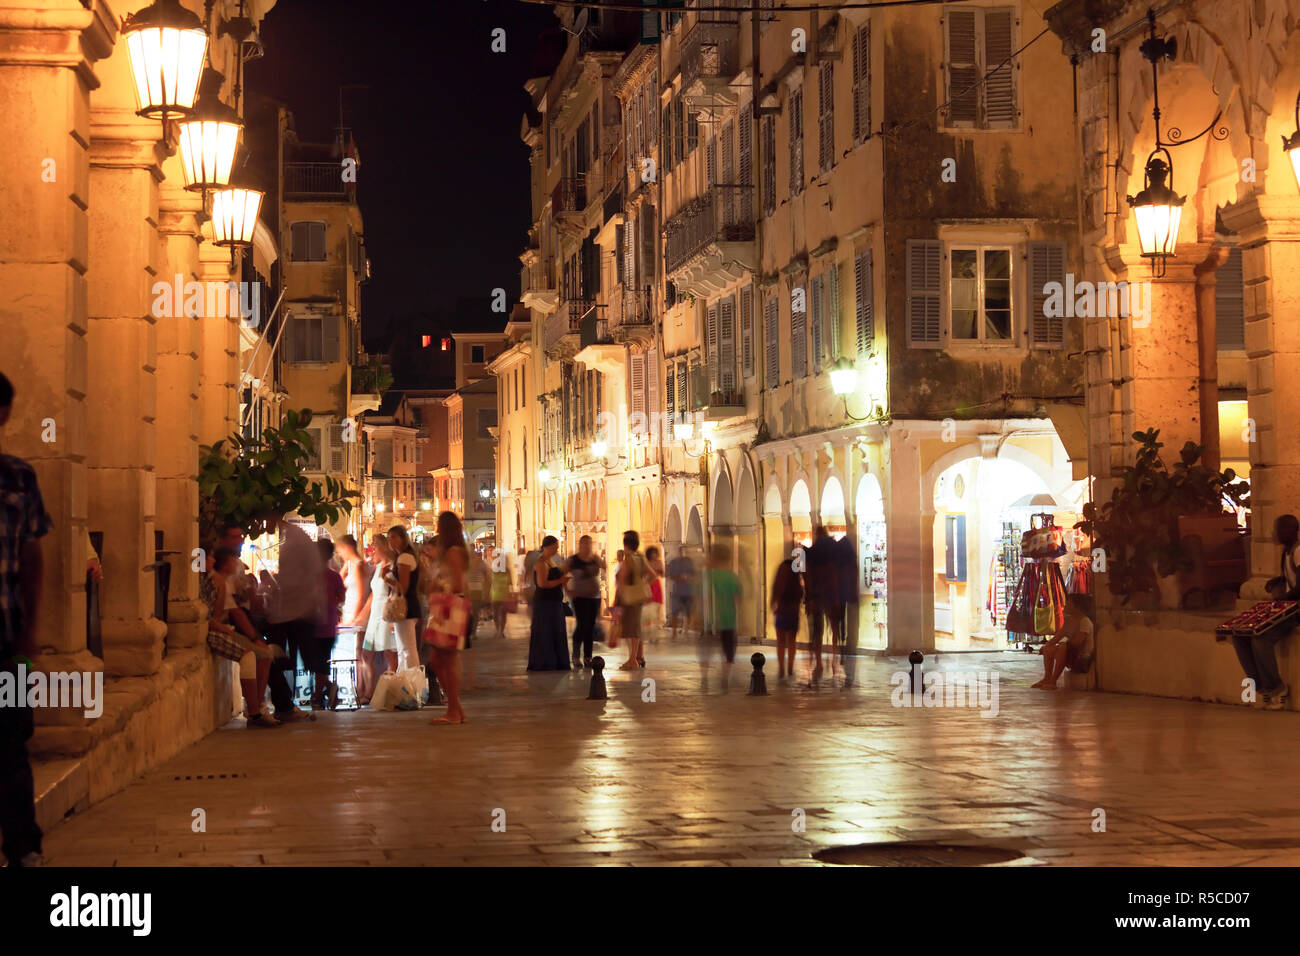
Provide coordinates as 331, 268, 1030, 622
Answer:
85, 100, 168, 677
885, 426, 932, 654
0, 1, 113, 682
197, 238, 240, 449
155, 180, 205, 647
1221, 196, 1300, 598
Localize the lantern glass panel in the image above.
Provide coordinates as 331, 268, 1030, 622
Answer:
1134, 201, 1182, 259
178, 119, 240, 189
124, 25, 207, 117
212, 187, 263, 246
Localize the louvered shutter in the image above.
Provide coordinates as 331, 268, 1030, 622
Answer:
983, 10, 1017, 129
706, 304, 719, 391
762, 116, 776, 216
792, 290, 808, 378
329, 423, 345, 472
827, 264, 840, 360
639, 209, 656, 294
675, 97, 685, 166
646, 348, 659, 424
852, 23, 870, 143
631, 351, 646, 422
738, 114, 753, 223
661, 104, 673, 174
1028, 241, 1066, 347
764, 297, 779, 385
740, 284, 754, 378
789, 87, 804, 196
720, 298, 737, 393
855, 249, 874, 354
818, 64, 834, 173
323, 314, 341, 362
1216, 246, 1245, 350
706, 136, 717, 188
906, 240, 942, 346
721, 120, 735, 227
592, 102, 600, 163
624, 217, 637, 294
666, 366, 676, 438
946, 10, 978, 127
677, 361, 688, 413
809, 276, 823, 373
648, 72, 659, 147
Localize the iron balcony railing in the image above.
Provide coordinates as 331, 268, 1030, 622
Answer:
285, 162, 350, 198
664, 184, 755, 275
544, 296, 594, 350
680, 17, 740, 92
620, 288, 653, 326
580, 305, 612, 349
552, 176, 588, 215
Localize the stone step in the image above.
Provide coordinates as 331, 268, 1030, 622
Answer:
33, 757, 89, 835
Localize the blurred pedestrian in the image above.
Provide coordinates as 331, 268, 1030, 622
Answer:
667, 547, 696, 639
336, 534, 370, 702
387, 525, 422, 673
527, 535, 570, 671
489, 547, 512, 638
0, 373, 52, 866
263, 512, 325, 722
771, 550, 803, 681
566, 535, 604, 668
615, 531, 650, 670
703, 543, 742, 691
427, 511, 470, 724
834, 531, 860, 687
802, 525, 841, 686
644, 545, 665, 650
315, 538, 346, 709
209, 547, 277, 727
467, 546, 490, 640
521, 545, 542, 608
358, 532, 398, 702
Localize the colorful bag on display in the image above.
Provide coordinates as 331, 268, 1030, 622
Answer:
1021, 526, 1067, 560
424, 592, 471, 650
1005, 566, 1035, 634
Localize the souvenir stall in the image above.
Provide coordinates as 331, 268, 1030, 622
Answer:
1006, 513, 1070, 648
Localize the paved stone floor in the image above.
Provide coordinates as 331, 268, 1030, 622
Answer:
40, 614, 1300, 866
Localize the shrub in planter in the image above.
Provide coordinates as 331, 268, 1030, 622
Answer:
1076, 428, 1248, 605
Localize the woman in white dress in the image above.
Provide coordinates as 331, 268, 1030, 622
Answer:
358, 533, 399, 703
337, 535, 372, 703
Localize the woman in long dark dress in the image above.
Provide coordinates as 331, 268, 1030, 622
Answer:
527, 536, 571, 671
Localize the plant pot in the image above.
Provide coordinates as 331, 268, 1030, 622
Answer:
1156, 572, 1183, 610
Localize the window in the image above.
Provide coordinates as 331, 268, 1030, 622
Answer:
810, 275, 824, 373
305, 427, 322, 471
719, 297, 737, 393
666, 365, 675, 438
706, 304, 719, 391
818, 64, 834, 173
706, 136, 717, 188
687, 109, 699, 154
945, 514, 968, 581
950, 246, 1013, 343
720, 120, 735, 225
740, 284, 755, 379
289, 315, 340, 364
1028, 241, 1067, 348
477, 408, 496, 440
906, 240, 942, 347
676, 361, 688, 414
761, 115, 776, 217
944, 7, 1018, 129
788, 86, 804, 197
471, 345, 486, 363
738, 113, 753, 223
1216, 246, 1245, 350
792, 283, 808, 378
290, 221, 326, 261
852, 22, 871, 144
764, 297, 779, 384
854, 249, 875, 354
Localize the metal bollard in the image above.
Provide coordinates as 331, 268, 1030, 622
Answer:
587, 655, 607, 700
908, 650, 924, 696
747, 652, 768, 696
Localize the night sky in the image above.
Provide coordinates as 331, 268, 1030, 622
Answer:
245, 0, 561, 375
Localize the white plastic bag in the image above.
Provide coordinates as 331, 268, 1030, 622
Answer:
371, 671, 399, 711
397, 666, 428, 706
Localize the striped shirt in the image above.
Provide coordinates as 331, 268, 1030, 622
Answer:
0, 454, 53, 644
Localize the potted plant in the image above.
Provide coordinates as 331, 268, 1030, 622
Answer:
198, 408, 362, 545
1076, 428, 1248, 608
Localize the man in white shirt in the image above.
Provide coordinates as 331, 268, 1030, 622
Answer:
263, 514, 325, 721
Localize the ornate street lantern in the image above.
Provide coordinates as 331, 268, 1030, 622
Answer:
122, 0, 209, 122
1126, 10, 1184, 278
829, 356, 859, 397
177, 68, 242, 191
209, 183, 263, 247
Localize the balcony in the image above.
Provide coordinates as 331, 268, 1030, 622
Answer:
613, 288, 655, 348
681, 17, 741, 111
285, 162, 353, 201
579, 305, 612, 349
664, 184, 757, 297
683, 364, 746, 423
544, 296, 594, 360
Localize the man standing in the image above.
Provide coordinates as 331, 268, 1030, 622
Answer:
834, 531, 860, 688
666, 548, 697, 639
263, 512, 325, 721
803, 526, 841, 686
0, 372, 52, 866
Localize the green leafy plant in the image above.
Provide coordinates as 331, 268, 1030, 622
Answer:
352, 357, 393, 394
1076, 428, 1249, 601
198, 408, 361, 544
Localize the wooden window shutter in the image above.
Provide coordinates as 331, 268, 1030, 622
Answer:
855, 250, 874, 354
666, 366, 676, 438
677, 361, 688, 414
740, 284, 755, 378
624, 216, 637, 291
818, 63, 834, 173
1028, 241, 1067, 347
675, 97, 686, 166
322, 314, 341, 363
648, 73, 659, 147
852, 23, 870, 143
639, 208, 656, 292
945, 10, 978, 127
646, 348, 659, 423
329, 423, 345, 472
591, 102, 600, 162
661, 104, 673, 174
906, 240, 942, 346
738, 114, 753, 223
792, 290, 808, 378
762, 116, 776, 216
1216, 245, 1246, 350
706, 304, 719, 391
809, 276, 824, 373
706, 136, 717, 188
720, 120, 735, 226
789, 86, 804, 196
631, 352, 646, 419
828, 264, 841, 360
983, 9, 1017, 129
764, 297, 779, 385
720, 297, 737, 393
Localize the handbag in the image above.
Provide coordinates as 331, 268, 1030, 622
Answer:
206, 628, 248, 662
505, 592, 519, 614
425, 592, 471, 650
619, 555, 652, 606
1004, 568, 1034, 634
607, 607, 622, 648
382, 587, 407, 623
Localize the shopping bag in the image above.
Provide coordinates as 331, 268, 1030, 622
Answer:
371, 671, 400, 710
397, 665, 428, 705
394, 684, 421, 711
607, 607, 622, 648
424, 592, 471, 650
505, 593, 519, 614
1004, 571, 1034, 634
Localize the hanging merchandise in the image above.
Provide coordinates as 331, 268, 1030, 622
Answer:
1006, 513, 1069, 644
1066, 558, 1093, 595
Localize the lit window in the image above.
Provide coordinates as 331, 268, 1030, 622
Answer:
949, 246, 1013, 343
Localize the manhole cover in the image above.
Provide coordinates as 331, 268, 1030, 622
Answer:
813, 842, 1024, 866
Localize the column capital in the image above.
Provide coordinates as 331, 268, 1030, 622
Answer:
0, 0, 117, 87
1102, 242, 1220, 283
1220, 192, 1300, 244
89, 107, 169, 176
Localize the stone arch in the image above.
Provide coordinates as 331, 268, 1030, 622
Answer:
664, 503, 683, 548
762, 471, 785, 518
711, 461, 735, 529
820, 475, 846, 532
686, 504, 704, 548
735, 461, 758, 527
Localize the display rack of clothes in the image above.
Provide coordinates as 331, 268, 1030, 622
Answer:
986, 522, 1024, 643
1006, 512, 1069, 647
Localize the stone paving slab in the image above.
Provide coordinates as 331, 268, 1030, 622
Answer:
37, 615, 1300, 866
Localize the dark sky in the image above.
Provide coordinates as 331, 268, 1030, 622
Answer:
245, 0, 560, 361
